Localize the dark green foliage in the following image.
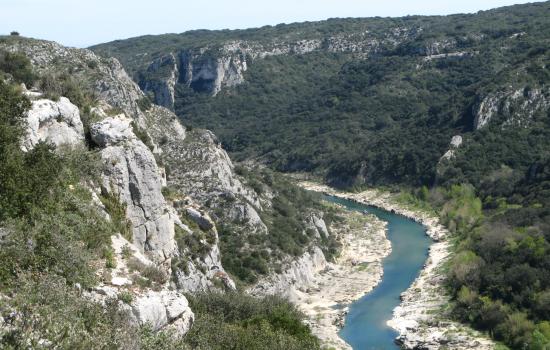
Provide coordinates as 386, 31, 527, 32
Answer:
137, 96, 152, 111
184, 292, 320, 350
0, 274, 187, 349
93, 1, 550, 190
0, 50, 36, 86
0, 78, 148, 347
131, 121, 155, 150
0, 81, 61, 221
94, 5, 550, 346
39, 72, 94, 108
218, 167, 337, 284
0, 274, 139, 349
100, 191, 133, 241
403, 182, 550, 349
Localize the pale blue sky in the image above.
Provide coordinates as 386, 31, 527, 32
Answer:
0, 0, 544, 48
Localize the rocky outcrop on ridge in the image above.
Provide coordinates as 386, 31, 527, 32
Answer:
473, 87, 550, 130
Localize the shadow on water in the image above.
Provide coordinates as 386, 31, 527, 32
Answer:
323, 195, 432, 350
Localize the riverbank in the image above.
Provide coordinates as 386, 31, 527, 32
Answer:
249, 201, 391, 349
299, 182, 495, 350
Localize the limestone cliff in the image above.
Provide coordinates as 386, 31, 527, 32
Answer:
4, 37, 344, 342
138, 28, 418, 109
473, 87, 550, 130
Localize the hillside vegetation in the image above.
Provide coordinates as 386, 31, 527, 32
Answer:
0, 47, 321, 349
93, 2, 550, 349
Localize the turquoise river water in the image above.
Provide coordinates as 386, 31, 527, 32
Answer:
323, 195, 432, 350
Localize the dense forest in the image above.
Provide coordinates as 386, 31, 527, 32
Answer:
93, 2, 550, 348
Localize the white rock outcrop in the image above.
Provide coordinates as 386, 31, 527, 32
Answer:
22, 97, 84, 152
249, 246, 327, 298
440, 135, 463, 162
131, 290, 194, 333
91, 115, 176, 261
140, 27, 419, 109
305, 212, 330, 238
141, 53, 179, 110
473, 87, 550, 130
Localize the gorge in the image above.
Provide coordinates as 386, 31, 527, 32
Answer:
1, 1, 550, 349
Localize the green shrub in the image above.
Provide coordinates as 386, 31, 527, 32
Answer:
118, 291, 134, 304
121, 244, 133, 260
137, 96, 152, 111
103, 246, 117, 269
100, 192, 133, 241
131, 121, 154, 151
39, 72, 93, 108
0, 51, 36, 86
141, 264, 169, 285
184, 292, 320, 350
0, 274, 139, 349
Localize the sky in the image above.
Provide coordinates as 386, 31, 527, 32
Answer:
0, 0, 545, 48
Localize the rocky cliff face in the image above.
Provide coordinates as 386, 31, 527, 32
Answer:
3, 38, 253, 333
17, 89, 195, 337
141, 53, 179, 110
248, 246, 328, 298
139, 28, 418, 109
5, 37, 342, 342
473, 87, 550, 130
90, 114, 177, 263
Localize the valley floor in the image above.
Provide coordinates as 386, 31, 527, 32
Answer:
294, 205, 390, 349
298, 182, 495, 350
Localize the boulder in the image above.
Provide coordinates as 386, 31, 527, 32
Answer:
90, 115, 136, 147
22, 97, 84, 151
185, 207, 214, 231
131, 290, 194, 332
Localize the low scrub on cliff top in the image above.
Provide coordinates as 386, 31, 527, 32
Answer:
184, 292, 320, 350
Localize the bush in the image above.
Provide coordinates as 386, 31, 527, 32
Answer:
0, 51, 36, 86
100, 192, 132, 241
137, 96, 152, 111
131, 121, 154, 151
0, 274, 139, 349
118, 291, 134, 304
39, 73, 93, 108
184, 292, 320, 350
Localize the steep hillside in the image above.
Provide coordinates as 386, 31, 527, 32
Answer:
91, 2, 550, 349
0, 36, 345, 349
92, 1, 550, 188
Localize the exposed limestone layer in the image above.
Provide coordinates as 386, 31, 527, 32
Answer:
437, 135, 463, 174
86, 234, 194, 336
141, 53, 179, 110
0, 39, 145, 122
91, 115, 177, 262
19, 95, 195, 336
139, 28, 420, 108
250, 202, 390, 350
143, 111, 269, 238
300, 182, 495, 350
473, 87, 550, 130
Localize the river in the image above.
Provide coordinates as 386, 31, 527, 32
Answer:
323, 195, 432, 350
